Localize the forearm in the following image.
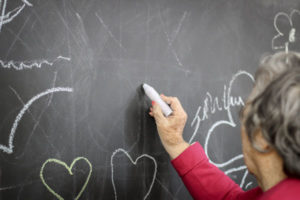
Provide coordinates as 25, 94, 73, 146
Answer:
172, 143, 244, 200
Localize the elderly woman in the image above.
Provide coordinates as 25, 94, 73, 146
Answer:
149, 51, 300, 200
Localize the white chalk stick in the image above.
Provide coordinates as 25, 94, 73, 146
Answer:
143, 83, 173, 117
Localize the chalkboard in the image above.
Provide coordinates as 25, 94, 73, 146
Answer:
0, 0, 300, 199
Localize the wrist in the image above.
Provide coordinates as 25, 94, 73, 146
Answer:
164, 141, 190, 159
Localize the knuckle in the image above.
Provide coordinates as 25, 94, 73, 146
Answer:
179, 112, 187, 120
183, 111, 187, 117
183, 113, 188, 120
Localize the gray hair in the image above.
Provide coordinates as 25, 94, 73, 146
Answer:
243, 51, 300, 178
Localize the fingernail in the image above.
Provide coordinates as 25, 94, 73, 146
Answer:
152, 101, 155, 105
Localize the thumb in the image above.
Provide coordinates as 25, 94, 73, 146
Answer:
152, 101, 166, 123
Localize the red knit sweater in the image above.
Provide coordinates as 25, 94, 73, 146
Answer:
171, 142, 300, 200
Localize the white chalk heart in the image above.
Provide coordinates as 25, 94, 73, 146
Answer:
111, 148, 157, 200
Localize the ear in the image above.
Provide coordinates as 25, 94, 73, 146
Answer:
253, 129, 272, 152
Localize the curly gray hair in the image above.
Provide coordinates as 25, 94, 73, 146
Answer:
243, 51, 300, 178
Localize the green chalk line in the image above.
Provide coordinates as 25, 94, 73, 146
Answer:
40, 157, 92, 200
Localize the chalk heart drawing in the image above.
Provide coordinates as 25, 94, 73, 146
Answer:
0, 0, 32, 31
0, 87, 73, 154
40, 157, 92, 200
272, 9, 300, 52
111, 148, 157, 200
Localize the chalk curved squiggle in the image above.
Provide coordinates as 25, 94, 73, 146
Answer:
40, 157, 92, 200
0, 0, 32, 32
0, 56, 71, 70
245, 182, 253, 190
0, 87, 73, 154
111, 148, 157, 200
225, 165, 247, 175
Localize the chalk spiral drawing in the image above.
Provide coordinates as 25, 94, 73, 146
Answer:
0, 56, 71, 70
272, 9, 300, 53
190, 70, 254, 188
111, 148, 157, 200
40, 157, 92, 200
0, 0, 32, 32
0, 87, 73, 154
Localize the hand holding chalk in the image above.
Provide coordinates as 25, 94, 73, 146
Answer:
143, 83, 173, 117
148, 93, 190, 159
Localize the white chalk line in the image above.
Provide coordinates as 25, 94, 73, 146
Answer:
240, 170, 249, 189
0, 0, 32, 32
95, 12, 126, 52
0, 87, 73, 154
47, 71, 58, 106
224, 165, 247, 176
0, 0, 8, 32
22, 0, 32, 6
0, 178, 47, 191
170, 11, 188, 45
155, 177, 177, 199
0, 56, 70, 70
158, 9, 190, 74
225, 166, 249, 188
13, 72, 60, 159
245, 182, 253, 190
272, 10, 300, 52
111, 148, 157, 200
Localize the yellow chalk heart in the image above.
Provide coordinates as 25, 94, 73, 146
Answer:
40, 157, 92, 200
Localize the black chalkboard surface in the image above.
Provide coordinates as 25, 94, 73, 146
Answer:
0, 0, 300, 199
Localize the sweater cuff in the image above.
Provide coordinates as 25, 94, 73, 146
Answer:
171, 142, 208, 177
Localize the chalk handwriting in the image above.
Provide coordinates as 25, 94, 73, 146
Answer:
0, 56, 70, 70
190, 70, 254, 188
0, 0, 32, 32
272, 9, 300, 53
40, 157, 92, 200
111, 148, 157, 200
0, 87, 73, 154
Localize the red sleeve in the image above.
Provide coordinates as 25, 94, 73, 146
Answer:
171, 142, 261, 200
